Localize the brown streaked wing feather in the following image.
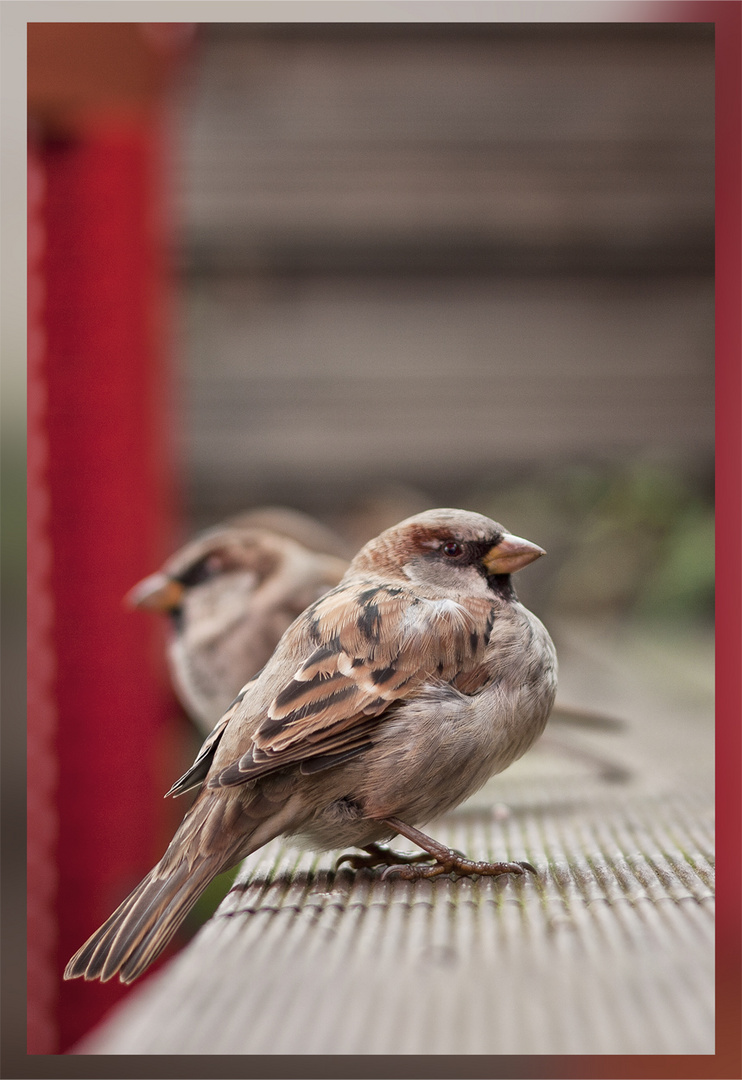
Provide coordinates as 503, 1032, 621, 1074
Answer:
166, 678, 257, 797
210, 581, 494, 788
210, 715, 382, 787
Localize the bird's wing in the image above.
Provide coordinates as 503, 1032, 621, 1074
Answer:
209, 581, 492, 788
166, 677, 259, 797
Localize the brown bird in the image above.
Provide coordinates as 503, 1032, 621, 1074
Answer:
128, 512, 350, 733
65, 509, 557, 984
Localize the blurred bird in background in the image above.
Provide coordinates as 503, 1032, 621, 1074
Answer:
127, 508, 351, 733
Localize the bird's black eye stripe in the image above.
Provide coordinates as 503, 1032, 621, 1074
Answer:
177, 554, 224, 588
438, 537, 505, 567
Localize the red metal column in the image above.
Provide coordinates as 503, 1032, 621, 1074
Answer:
27, 25, 188, 1053
27, 137, 60, 1059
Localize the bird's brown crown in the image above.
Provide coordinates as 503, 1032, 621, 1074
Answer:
348, 508, 506, 579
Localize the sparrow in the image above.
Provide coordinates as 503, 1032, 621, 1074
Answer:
65, 508, 557, 984
223, 505, 353, 561
128, 515, 350, 732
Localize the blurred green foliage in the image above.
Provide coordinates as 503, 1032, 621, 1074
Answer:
471, 461, 714, 624
183, 865, 242, 938
1, 443, 26, 608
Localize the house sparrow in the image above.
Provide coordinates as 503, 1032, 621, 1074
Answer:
65, 508, 557, 984
128, 518, 350, 733
222, 505, 353, 561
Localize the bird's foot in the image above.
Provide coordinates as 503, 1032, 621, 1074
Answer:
378, 816, 536, 881
335, 843, 435, 872
380, 854, 536, 881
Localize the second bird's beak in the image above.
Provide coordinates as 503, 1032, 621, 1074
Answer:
483, 534, 546, 575
126, 572, 185, 613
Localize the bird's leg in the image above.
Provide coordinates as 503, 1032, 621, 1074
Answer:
335, 842, 435, 872
378, 817, 537, 881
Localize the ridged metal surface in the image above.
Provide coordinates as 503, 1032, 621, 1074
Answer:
79, 790, 714, 1055
78, 621, 714, 1055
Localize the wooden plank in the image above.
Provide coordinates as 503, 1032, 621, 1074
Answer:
177, 25, 713, 268
181, 274, 714, 510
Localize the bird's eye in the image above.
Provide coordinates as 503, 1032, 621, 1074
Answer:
442, 541, 462, 557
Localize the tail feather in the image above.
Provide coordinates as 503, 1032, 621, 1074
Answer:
116, 866, 218, 983
64, 793, 246, 984
64, 783, 292, 982
64, 856, 221, 984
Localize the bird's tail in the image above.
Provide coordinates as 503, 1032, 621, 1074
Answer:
64, 796, 238, 984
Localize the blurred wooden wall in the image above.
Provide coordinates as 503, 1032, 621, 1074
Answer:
172, 23, 714, 520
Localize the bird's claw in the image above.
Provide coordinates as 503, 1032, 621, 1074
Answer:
380, 856, 537, 882
335, 844, 436, 872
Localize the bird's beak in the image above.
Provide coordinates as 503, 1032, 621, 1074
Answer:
125, 572, 185, 612
482, 534, 546, 575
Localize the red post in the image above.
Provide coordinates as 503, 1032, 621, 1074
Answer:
27, 25, 189, 1052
